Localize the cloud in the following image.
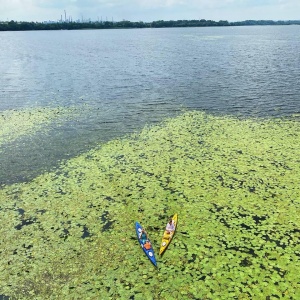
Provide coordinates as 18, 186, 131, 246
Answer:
138, 0, 186, 8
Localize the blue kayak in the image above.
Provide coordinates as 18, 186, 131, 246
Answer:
135, 222, 157, 267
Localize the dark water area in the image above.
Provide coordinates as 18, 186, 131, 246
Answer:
0, 26, 300, 184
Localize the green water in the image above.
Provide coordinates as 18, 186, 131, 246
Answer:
0, 110, 299, 299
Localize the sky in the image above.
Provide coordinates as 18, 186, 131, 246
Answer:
0, 0, 300, 23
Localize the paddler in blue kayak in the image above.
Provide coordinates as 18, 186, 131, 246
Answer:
139, 228, 148, 244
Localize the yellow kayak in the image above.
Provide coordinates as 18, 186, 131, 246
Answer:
159, 213, 178, 255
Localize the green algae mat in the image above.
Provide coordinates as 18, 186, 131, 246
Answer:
0, 106, 81, 148
0, 110, 299, 299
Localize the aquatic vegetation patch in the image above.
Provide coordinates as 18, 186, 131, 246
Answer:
0, 111, 299, 299
0, 106, 82, 148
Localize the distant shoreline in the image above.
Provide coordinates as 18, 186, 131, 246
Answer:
1, 19, 300, 31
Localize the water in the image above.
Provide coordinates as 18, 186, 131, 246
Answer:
0, 26, 300, 184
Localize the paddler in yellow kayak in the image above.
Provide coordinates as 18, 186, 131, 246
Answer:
164, 218, 175, 239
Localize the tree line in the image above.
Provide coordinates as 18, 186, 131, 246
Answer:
1, 19, 300, 31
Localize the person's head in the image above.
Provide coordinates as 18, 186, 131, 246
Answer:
169, 219, 172, 224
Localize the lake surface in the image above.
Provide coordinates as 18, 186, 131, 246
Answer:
0, 26, 300, 184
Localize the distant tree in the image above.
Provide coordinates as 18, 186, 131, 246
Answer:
0, 18, 299, 31
218, 20, 229, 26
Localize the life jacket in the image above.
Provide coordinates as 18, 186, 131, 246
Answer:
140, 232, 147, 240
